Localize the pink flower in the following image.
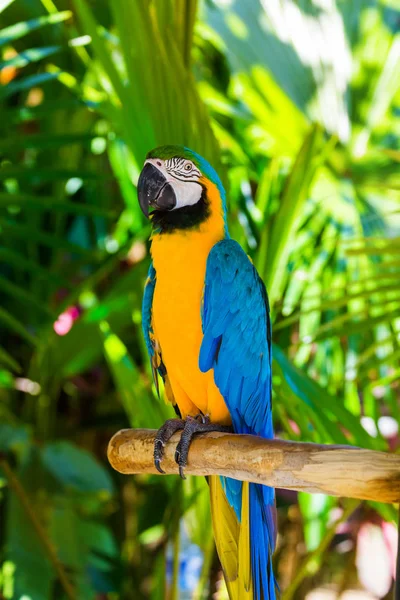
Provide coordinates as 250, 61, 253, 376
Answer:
53, 306, 80, 336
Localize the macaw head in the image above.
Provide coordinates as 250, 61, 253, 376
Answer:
137, 145, 227, 233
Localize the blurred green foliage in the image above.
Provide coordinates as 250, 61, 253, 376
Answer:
0, 0, 399, 598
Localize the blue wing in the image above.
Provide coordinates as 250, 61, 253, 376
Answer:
142, 261, 176, 407
142, 261, 156, 359
200, 239, 276, 598
200, 239, 273, 439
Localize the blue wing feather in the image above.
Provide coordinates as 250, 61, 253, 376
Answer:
200, 239, 276, 599
142, 261, 156, 358
200, 239, 272, 437
142, 261, 178, 409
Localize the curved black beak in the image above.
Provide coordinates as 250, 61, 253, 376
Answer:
137, 163, 176, 218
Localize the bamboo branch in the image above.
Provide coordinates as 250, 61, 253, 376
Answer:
107, 429, 400, 504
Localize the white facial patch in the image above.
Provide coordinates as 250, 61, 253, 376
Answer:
172, 178, 202, 209
144, 157, 203, 210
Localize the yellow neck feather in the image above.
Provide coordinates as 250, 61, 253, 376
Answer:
150, 179, 226, 266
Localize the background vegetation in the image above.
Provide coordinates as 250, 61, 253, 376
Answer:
0, 0, 399, 598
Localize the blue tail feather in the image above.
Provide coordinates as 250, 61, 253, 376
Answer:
250, 482, 277, 600
220, 477, 277, 599
222, 414, 277, 599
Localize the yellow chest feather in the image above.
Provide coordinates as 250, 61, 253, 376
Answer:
149, 185, 230, 423
151, 228, 219, 378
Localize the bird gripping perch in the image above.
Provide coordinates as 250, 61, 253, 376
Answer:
107, 429, 400, 504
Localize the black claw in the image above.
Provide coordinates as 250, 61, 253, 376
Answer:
155, 458, 165, 474
154, 416, 233, 478
196, 414, 209, 425
153, 418, 185, 474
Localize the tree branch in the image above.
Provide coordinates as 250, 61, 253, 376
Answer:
107, 429, 400, 504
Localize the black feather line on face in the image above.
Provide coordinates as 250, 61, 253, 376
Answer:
169, 173, 200, 182
150, 186, 210, 233
165, 157, 201, 180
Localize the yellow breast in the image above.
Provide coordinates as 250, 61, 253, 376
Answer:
150, 181, 231, 424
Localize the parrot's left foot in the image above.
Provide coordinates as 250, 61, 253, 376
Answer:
174, 415, 232, 479
154, 418, 185, 474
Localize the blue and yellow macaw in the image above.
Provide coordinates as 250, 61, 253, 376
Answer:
138, 145, 277, 600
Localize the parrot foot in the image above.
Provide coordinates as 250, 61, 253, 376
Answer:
153, 418, 185, 473
174, 415, 233, 480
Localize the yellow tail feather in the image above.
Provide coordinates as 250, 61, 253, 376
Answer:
209, 476, 253, 599
238, 481, 252, 592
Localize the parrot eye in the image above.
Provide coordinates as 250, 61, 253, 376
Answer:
184, 162, 192, 171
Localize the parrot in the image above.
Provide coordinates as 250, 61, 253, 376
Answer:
137, 145, 277, 600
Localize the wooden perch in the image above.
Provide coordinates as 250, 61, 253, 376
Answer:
107, 429, 400, 504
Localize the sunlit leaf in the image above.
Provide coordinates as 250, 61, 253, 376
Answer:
0, 11, 72, 47
100, 320, 172, 428
0, 45, 61, 70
